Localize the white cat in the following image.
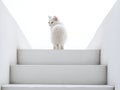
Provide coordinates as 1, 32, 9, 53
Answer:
48, 16, 67, 50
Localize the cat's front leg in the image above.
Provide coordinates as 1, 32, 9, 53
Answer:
53, 44, 58, 50
58, 44, 64, 50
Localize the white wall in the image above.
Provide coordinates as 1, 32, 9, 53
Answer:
0, 0, 31, 85
88, 0, 120, 90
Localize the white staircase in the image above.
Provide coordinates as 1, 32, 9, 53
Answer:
2, 49, 114, 90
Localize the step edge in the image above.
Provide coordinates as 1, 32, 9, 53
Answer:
11, 65, 106, 67
2, 84, 114, 88
18, 49, 100, 51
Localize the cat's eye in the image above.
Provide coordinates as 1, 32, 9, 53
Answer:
51, 22, 53, 24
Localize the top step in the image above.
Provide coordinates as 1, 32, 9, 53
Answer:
17, 49, 100, 65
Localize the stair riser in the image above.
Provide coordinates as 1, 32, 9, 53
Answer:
10, 65, 106, 84
18, 50, 100, 65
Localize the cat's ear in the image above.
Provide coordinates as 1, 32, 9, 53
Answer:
48, 16, 52, 19
53, 16, 58, 21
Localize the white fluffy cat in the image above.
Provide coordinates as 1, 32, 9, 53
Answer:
48, 16, 67, 50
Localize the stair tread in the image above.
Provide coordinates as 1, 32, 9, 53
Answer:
12, 65, 105, 66
2, 84, 113, 88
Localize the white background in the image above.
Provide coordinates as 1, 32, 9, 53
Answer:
2, 0, 116, 49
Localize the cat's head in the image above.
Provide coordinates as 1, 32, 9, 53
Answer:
48, 16, 58, 27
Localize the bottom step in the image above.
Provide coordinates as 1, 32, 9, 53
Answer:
2, 85, 114, 90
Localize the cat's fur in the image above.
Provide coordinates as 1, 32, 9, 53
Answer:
48, 16, 67, 50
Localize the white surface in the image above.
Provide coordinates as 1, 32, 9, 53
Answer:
88, 0, 120, 90
0, 0, 17, 84
10, 65, 106, 85
2, 85, 114, 90
0, 0, 31, 84
18, 49, 100, 65
17, 28, 31, 49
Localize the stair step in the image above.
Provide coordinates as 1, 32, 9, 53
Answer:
10, 65, 106, 84
2, 84, 114, 90
17, 49, 100, 65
